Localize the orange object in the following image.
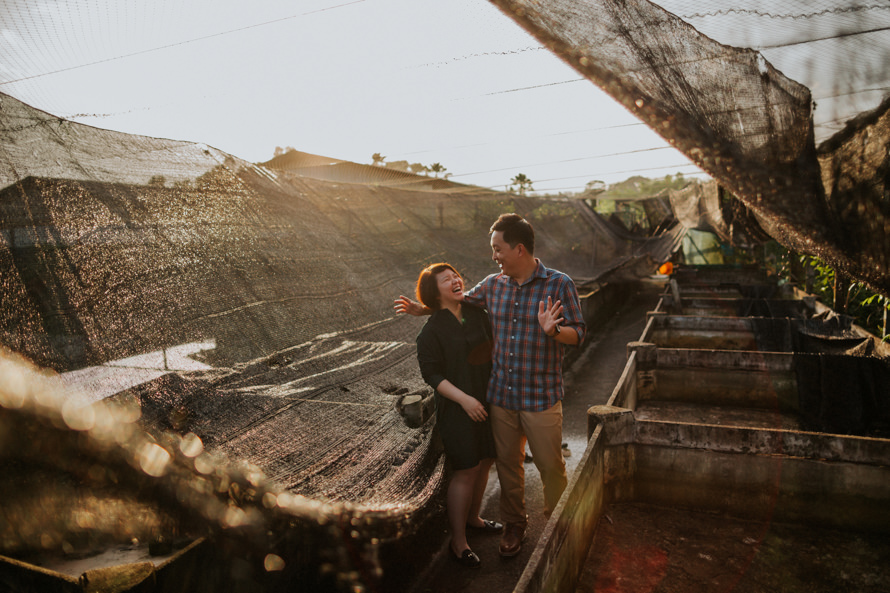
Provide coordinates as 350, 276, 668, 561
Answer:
658, 262, 673, 275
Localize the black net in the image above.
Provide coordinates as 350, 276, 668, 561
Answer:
491, 0, 890, 296
0, 90, 680, 587
7, 0, 889, 584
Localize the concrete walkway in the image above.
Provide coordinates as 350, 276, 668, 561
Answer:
406, 278, 664, 593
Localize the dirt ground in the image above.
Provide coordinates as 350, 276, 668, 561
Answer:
581, 502, 890, 593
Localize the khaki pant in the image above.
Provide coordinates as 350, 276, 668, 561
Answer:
491, 402, 567, 524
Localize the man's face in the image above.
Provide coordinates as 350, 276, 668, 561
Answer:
490, 230, 521, 278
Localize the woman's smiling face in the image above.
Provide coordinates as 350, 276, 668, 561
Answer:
436, 268, 464, 308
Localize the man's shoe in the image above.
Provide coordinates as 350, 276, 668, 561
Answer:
498, 522, 527, 558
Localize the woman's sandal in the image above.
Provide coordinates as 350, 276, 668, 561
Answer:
466, 518, 504, 532
451, 548, 481, 568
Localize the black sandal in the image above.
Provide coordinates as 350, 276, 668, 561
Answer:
452, 548, 481, 568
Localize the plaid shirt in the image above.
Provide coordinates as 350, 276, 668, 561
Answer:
464, 260, 586, 411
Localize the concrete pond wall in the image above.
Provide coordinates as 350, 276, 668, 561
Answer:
514, 269, 890, 593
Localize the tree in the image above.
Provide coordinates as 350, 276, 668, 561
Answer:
584, 180, 606, 196
510, 173, 534, 195
371, 153, 386, 166
429, 163, 447, 177
385, 160, 410, 172
409, 163, 429, 176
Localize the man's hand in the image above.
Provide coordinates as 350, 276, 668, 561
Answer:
394, 295, 429, 316
537, 296, 564, 336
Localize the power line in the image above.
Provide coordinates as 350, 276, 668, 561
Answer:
681, 4, 890, 21
449, 146, 676, 178
398, 120, 645, 157
532, 163, 703, 185
758, 25, 890, 49
507, 162, 706, 189
414, 46, 546, 69
0, 0, 367, 86
463, 79, 585, 99
481, 164, 710, 194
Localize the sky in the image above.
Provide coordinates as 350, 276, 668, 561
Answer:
2, 0, 711, 193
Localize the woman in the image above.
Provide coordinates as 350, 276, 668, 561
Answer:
413, 263, 501, 568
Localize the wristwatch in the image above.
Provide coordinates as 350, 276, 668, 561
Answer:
551, 324, 561, 337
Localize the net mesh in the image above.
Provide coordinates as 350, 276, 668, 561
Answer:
0, 90, 678, 586
5, 0, 889, 585
492, 0, 890, 297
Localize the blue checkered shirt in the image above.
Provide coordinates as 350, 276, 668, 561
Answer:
464, 260, 586, 411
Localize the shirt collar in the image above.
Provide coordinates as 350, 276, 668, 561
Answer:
501, 258, 546, 287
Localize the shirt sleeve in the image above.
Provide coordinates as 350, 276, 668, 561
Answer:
416, 323, 447, 391
559, 275, 587, 345
462, 274, 493, 309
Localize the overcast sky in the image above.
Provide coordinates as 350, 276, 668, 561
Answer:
0, 0, 705, 193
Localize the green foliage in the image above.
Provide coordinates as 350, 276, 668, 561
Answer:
428, 163, 446, 177
385, 160, 410, 172
795, 254, 888, 340
586, 173, 692, 229
600, 173, 689, 200
409, 162, 429, 175
510, 173, 533, 195
803, 256, 836, 305
846, 283, 889, 341
721, 240, 889, 340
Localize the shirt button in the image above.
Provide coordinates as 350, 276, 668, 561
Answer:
513, 318, 517, 323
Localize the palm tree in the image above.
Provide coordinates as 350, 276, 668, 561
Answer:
429, 163, 447, 177
510, 173, 534, 195
584, 180, 606, 196
371, 153, 386, 166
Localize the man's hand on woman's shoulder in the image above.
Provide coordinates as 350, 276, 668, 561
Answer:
394, 295, 429, 316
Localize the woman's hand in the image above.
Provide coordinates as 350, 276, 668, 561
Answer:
460, 396, 488, 422
394, 295, 428, 316
433, 380, 488, 422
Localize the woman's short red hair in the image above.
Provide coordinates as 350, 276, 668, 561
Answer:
416, 263, 461, 310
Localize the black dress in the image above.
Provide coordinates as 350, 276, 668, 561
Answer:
416, 303, 497, 470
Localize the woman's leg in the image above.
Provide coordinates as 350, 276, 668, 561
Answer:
466, 458, 493, 528
448, 464, 481, 553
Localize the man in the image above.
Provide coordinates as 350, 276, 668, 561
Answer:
396, 213, 586, 557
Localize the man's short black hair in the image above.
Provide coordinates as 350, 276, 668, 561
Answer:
490, 213, 535, 255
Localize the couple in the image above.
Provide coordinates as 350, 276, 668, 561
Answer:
396, 213, 586, 568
